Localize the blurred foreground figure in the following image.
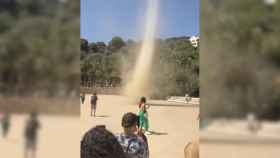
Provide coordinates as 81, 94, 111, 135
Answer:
81, 125, 126, 158
1, 113, 11, 138
24, 112, 41, 158
184, 139, 199, 158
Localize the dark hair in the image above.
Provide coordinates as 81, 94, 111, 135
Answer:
121, 112, 138, 128
31, 111, 38, 118
140, 97, 146, 104
81, 126, 126, 158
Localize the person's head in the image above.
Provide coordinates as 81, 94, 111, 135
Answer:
184, 139, 199, 158
81, 126, 126, 158
30, 111, 38, 119
93, 92, 97, 96
121, 112, 139, 134
140, 96, 146, 104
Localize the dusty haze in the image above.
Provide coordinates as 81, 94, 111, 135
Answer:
123, 0, 159, 100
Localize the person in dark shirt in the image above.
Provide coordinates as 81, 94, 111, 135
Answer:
24, 112, 40, 158
81, 125, 126, 158
81, 93, 86, 105
90, 92, 98, 117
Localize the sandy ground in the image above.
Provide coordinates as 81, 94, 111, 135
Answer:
81, 95, 199, 158
0, 115, 80, 158
0, 94, 198, 158
201, 143, 280, 158
200, 120, 280, 158
2, 94, 278, 158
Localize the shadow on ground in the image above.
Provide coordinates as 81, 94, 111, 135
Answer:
148, 130, 168, 136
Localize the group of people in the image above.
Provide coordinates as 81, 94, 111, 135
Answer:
0, 112, 41, 158
80, 94, 199, 158
81, 92, 151, 135
80, 95, 152, 158
81, 112, 199, 158
81, 112, 149, 158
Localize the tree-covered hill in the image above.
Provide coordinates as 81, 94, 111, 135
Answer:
80, 36, 199, 99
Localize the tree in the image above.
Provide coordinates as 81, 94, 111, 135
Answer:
80, 38, 89, 52
96, 42, 106, 54
0, 0, 18, 15
88, 42, 98, 53
108, 36, 126, 52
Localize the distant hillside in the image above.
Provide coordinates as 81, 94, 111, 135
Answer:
80, 36, 199, 98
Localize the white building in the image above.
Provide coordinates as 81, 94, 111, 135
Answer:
189, 36, 199, 48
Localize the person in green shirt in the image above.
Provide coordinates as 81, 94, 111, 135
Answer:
1, 112, 10, 138
138, 97, 151, 135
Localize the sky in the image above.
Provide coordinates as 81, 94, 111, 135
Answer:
81, 0, 199, 43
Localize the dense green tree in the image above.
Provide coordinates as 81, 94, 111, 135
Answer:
95, 42, 107, 54
88, 42, 98, 53
0, 0, 18, 15
108, 36, 126, 52
80, 38, 89, 52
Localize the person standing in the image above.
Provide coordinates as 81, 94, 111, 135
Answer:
90, 92, 98, 117
116, 112, 149, 158
81, 93, 86, 105
1, 113, 11, 138
138, 97, 151, 135
24, 112, 40, 158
